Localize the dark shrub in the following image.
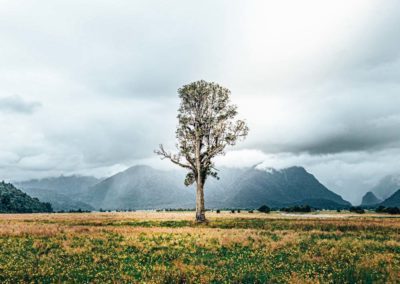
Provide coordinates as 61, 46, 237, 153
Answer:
376, 206, 400, 214
386, 207, 400, 214
376, 205, 385, 213
349, 206, 365, 214
216, 209, 221, 214
281, 205, 311, 213
248, 210, 254, 213
258, 205, 270, 213
237, 209, 241, 213
230, 209, 235, 213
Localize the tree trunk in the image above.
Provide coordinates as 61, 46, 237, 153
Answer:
194, 131, 206, 222
195, 180, 206, 222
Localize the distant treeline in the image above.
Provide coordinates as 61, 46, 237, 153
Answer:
50, 205, 400, 215
348, 206, 400, 215
375, 206, 400, 214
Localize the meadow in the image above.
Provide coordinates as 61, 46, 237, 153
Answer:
0, 211, 399, 283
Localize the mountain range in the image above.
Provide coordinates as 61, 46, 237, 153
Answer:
83, 166, 194, 210
379, 189, 400, 207
220, 166, 350, 209
358, 174, 400, 208
15, 176, 99, 211
360, 189, 400, 208
371, 175, 400, 200
16, 165, 352, 210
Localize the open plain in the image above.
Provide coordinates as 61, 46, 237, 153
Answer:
0, 211, 399, 283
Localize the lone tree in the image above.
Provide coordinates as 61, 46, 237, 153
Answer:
156, 80, 249, 222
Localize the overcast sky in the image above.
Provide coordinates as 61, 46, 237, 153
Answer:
1, 0, 400, 203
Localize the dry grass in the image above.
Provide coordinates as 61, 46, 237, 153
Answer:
0, 211, 399, 283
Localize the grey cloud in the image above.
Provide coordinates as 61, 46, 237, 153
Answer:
0, 95, 41, 114
316, 2, 400, 85
0, 0, 400, 194
278, 114, 400, 155
290, 131, 400, 155
0, 0, 232, 99
244, 89, 400, 155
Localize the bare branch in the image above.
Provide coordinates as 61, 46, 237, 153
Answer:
154, 144, 194, 171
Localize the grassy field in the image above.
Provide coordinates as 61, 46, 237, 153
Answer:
0, 211, 399, 283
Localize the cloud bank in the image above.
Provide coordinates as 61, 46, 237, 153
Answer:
1, 0, 400, 203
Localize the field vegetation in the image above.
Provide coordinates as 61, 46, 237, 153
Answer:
0, 211, 399, 283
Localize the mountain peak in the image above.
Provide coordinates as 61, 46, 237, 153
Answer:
361, 191, 381, 206
284, 166, 307, 173
226, 165, 351, 209
255, 165, 307, 174
380, 189, 400, 207
123, 165, 160, 175
371, 174, 400, 200
258, 167, 279, 174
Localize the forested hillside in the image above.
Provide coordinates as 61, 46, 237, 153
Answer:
0, 181, 52, 213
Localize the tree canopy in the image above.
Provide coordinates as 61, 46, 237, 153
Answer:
156, 80, 248, 186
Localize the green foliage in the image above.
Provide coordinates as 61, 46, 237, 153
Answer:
0, 181, 52, 213
184, 172, 195, 186
156, 80, 248, 184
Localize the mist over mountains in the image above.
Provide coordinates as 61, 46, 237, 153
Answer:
1, 1, 400, 219
380, 190, 400, 208
16, 165, 354, 211
11, 164, 400, 211
371, 175, 400, 200
16, 176, 100, 211
84, 166, 194, 210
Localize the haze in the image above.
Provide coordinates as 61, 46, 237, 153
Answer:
1, 0, 400, 203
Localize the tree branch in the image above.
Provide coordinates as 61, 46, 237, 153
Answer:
155, 144, 194, 171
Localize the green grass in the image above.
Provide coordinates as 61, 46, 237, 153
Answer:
0, 212, 399, 283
